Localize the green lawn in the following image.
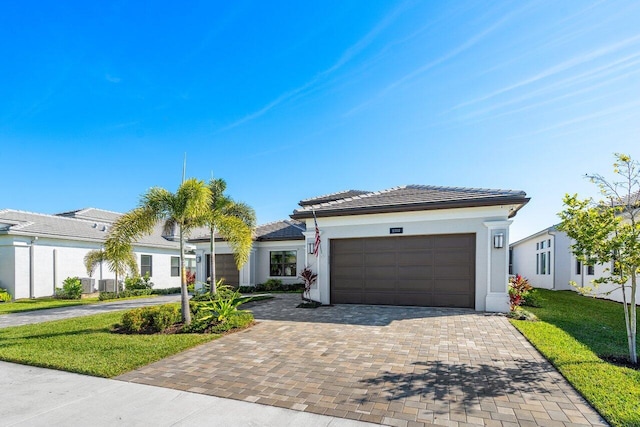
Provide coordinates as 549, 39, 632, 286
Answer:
0, 298, 100, 314
511, 289, 640, 427
0, 310, 217, 377
0, 295, 164, 315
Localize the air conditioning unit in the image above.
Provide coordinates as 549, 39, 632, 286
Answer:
98, 279, 117, 292
80, 278, 95, 294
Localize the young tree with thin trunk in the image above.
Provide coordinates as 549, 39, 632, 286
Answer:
206, 178, 256, 294
84, 248, 137, 294
558, 153, 639, 364
105, 178, 211, 325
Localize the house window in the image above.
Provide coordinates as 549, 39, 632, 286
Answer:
171, 257, 180, 277
270, 250, 297, 277
141, 255, 152, 277
540, 252, 547, 275
508, 248, 513, 275
547, 251, 551, 275
540, 241, 545, 249
548, 239, 551, 247
576, 260, 582, 275
587, 265, 595, 275
536, 242, 539, 250
536, 254, 539, 274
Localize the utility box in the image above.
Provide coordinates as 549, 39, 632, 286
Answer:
80, 278, 95, 294
98, 279, 116, 292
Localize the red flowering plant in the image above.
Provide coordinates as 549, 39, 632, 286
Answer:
508, 274, 532, 311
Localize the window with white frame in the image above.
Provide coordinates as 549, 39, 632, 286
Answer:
141, 255, 152, 277
270, 251, 297, 277
171, 257, 180, 277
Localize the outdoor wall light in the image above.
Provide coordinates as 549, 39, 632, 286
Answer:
196, 255, 201, 263
308, 243, 315, 254
493, 233, 504, 249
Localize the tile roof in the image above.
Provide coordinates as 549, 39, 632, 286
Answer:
188, 220, 306, 243
0, 209, 179, 249
291, 185, 529, 219
299, 190, 370, 206
55, 208, 122, 223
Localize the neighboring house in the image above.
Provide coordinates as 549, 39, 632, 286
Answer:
0, 208, 193, 299
510, 226, 633, 304
193, 185, 529, 312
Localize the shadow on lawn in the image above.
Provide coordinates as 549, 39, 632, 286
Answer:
356, 359, 563, 408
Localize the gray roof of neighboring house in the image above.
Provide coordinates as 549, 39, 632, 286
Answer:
188, 220, 306, 243
299, 190, 370, 206
56, 208, 122, 223
0, 209, 179, 249
291, 185, 530, 219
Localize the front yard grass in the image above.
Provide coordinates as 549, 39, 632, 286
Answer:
0, 297, 100, 314
511, 289, 640, 427
0, 310, 217, 377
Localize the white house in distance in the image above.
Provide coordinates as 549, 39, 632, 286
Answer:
1, 184, 530, 312
0, 208, 192, 299
510, 225, 633, 304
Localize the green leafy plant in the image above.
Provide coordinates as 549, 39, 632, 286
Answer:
508, 274, 532, 311
151, 287, 181, 295
55, 277, 83, 300
263, 278, 283, 291
522, 288, 544, 307
298, 266, 317, 301
99, 289, 153, 301
119, 304, 181, 333
0, 287, 11, 302
124, 273, 154, 290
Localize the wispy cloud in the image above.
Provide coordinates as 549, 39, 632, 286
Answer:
451, 33, 640, 111
105, 74, 122, 83
343, 3, 532, 117
218, 1, 415, 132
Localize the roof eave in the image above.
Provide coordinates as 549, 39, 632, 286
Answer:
290, 197, 530, 219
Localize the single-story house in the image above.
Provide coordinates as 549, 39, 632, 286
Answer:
190, 185, 529, 312
510, 226, 634, 304
0, 208, 193, 299
1, 184, 529, 312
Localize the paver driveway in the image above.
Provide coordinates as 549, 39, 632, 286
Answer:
117, 294, 607, 427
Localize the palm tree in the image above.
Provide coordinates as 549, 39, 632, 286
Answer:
207, 178, 256, 294
105, 178, 212, 324
84, 248, 138, 294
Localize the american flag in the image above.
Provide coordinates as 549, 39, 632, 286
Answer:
313, 210, 321, 257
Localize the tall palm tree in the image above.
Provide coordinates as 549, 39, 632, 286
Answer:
106, 178, 211, 324
84, 248, 137, 294
207, 178, 256, 294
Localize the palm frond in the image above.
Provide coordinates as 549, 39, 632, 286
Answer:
84, 250, 106, 276
216, 215, 254, 269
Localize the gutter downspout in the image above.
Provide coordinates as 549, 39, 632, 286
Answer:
29, 237, 38, 298
548, 230, 556, 290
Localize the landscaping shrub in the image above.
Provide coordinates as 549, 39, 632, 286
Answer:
263, 278, 283, 291
185, 286, 254, 333
238, 285, 254, 294
124, 273, 153, 290
183, 310, 254, 333
151, 287, 181, 295
119, 304, 181, 334
99, 289, 153, 301
508, 274, 532, 311
55, 277, 83, 300
0, 287, 11, 302
522, 288, 544, 307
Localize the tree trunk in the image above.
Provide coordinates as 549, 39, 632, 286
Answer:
209, 225, 217, 294
180, 227, 191, 325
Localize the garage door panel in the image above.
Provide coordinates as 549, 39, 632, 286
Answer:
365, 266, 396, 279
331, 234, 475, 308
207, 254, 240, 288
398, 265, 433, 278
397, 279, 434, 292
364, 253, 394, 265
397, 252, 432, 266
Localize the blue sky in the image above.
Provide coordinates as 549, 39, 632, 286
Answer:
2, 0, 639, 241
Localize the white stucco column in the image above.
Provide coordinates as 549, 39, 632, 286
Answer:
483, 220, 512, 312
302, 230, 323, 302
195, 249, 206, 291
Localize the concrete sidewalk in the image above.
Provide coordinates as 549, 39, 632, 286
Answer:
0, 361, 376, 426
0, 295, 182, 328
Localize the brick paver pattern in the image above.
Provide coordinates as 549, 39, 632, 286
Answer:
117, 294, 607, 427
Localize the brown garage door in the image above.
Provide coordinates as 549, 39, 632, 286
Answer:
330, 234, 475, 308
206, 254, 240, 288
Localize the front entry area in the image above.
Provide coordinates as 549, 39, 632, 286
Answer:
330, 233, 475, 308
